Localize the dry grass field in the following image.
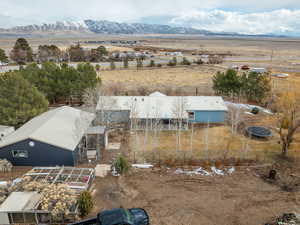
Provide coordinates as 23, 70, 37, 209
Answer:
127, 109, 300, 164
129, 126, 281, 164
100, 65, 219, 95
99, 65, 300, 96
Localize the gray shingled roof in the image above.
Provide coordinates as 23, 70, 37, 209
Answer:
0, 106, 95, 151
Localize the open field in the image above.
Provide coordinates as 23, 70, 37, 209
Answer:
99, 65, 300, 96
100, 65, 217, 95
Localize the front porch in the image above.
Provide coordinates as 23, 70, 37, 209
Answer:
130, 118, 189, 131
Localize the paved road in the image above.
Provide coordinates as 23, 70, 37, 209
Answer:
0, 58, 171, 73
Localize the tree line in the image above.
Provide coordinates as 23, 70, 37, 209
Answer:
0, 62, 100, 127
212, 69, 271, 103
0, 38, 109, 65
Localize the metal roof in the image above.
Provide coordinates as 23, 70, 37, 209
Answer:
97, 95, 228, 119
0, 106, 95, 151
149, 91, 167, 97
86, 126, 106, 134
0, 126, 14, 133
0, 192, 41, 212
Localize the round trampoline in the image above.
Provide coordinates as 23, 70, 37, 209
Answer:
246, 126, 272, 138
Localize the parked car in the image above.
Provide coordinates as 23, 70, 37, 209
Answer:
241, 65, 250, 70
69, 208, 150, 225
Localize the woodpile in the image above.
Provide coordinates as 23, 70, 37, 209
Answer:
9, 178, 77, 218
40, 184, 76, 218
0, 159, 12, 172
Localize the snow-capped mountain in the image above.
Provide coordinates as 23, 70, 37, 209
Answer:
9, 21, 88, 32
84, 20, 211, 34
1, 19, 277, 37
0, 20, 211, 35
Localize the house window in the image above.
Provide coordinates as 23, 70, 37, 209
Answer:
12, 150, 28, 158
188, 112, 195, 120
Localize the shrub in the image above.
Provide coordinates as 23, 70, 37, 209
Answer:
251, 107, 259, 114
114, 155, 130, 175
167, 57, 177, 66
148, 60, 155, 67
194, 58, 204, 65
123, 58, 129, 68
181, 57, 191, 65
78, 191, 93, 217
281, 117, 291, 130
110, 60, 116, 70
156, 63, 162, 67
95, 64, 100, 71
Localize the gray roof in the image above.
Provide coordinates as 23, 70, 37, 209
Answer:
0, 192, 41, 212
0, 126, 14, 132
97, 93, 228, 119
86, 126, 106, 134
0, 106, 95, 151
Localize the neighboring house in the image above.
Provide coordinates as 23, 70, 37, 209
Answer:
165, 52, 183, 57
250, 68, 267, 73
0, 126, 14, 142
0, 61, 8, 66
0, 106, 94, 166
96, 92, 228, 130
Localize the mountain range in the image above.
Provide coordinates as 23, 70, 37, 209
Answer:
0, 20, 283, 37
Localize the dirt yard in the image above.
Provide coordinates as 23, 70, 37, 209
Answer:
89, 164, 299, 225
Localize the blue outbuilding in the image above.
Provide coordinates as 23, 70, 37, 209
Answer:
0, 106, 95, 166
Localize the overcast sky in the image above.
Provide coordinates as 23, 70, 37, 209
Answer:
1, 0, 300, 35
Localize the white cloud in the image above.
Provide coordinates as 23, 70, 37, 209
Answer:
0, 0, 300, 35
170, 9, 300, 35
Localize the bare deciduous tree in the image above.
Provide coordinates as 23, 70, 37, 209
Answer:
275, 91, 300, 157
83, 85, 116, 126
227, 105, 244, 136
172, 97, 188, 152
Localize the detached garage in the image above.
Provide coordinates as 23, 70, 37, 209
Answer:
0, 106, 94, 166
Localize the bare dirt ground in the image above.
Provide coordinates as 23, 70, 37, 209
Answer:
89, 164, 299, 225
0, 166, 31, 181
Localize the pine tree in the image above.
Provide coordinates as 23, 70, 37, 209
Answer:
110, 60, 116, 70
10, 38, 33, 65
0, 71, 48, 127
0, 48, 8, 63
136, 58, 143, 70
95, 64, 101, 71
77, 191, 93, 217
148, 60, 155, 67
123, 57, 129, 68
20, 62, 100, 104
68, 43, 85, 62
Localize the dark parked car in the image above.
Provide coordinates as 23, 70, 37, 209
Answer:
69, 208, 149, 225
